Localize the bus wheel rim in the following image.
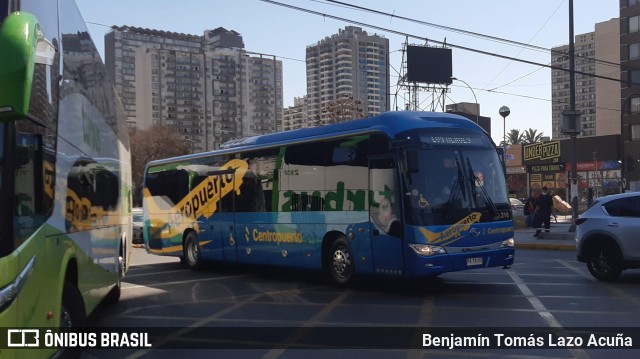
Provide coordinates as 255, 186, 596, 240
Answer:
188, 240, 198, 263
332, 247, 351, 277
60, 304, 72, 328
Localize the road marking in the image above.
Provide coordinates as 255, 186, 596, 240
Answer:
261, 290, 351, 359
559, 259, 640, 308
507, 269, 589, 359
122, 291, 264, 359
125, 269, 186, 278
122, 274, 249, 290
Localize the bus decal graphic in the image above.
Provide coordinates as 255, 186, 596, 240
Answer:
177, 159, 249, 221
250, 227, 304, 244
419, 212, 482, 245
144, 159, 249, 238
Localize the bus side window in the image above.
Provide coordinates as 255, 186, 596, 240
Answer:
236, 172, 266, 212
239, 149, 279, 212
14, 120, 49, 245
145, 169, 190, 206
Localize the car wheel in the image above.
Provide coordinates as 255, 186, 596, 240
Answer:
327, 237, 354, 285
184, 231, 204, 270
586, 242, 622, 281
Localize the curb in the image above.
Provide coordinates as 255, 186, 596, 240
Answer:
515, 242, 575, 251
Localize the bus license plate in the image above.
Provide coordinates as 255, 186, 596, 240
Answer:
466, 257, 483, 266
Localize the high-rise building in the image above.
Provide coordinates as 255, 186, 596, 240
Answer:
283, 96, 310, 131
105, 26, 282, 151
550, 18, 620, 139
620, 1, 640, 190
306, 26, 390, 123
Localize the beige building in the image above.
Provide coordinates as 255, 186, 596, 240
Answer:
106, 26, 282, 152
283, 96, 311, 131
551, 18, 620, 139
306, 26, 390, 123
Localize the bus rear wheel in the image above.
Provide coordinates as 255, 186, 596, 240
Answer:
327, 237, 354, 285
184, 232, 204, 270
104, 243, 124, 305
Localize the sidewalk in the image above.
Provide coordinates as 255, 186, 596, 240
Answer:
513, 215, 576, 251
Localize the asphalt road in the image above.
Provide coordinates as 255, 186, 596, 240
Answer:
81, 247, 640, 359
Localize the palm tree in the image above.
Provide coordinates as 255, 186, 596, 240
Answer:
500, 129, 524, 146
522, 128, 544, 144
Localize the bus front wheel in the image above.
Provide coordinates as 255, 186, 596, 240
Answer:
61, 281, 86, 328
184, 232, 204, 270
59, 281, 86, 358
327, 237, 354, 285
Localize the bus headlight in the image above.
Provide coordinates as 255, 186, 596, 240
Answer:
501, 238, 515, 247
409, 244, 446, 256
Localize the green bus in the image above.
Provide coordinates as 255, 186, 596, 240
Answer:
0, 0, 132, 357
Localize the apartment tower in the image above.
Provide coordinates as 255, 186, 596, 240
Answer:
621, 0, 640, 190
306, 26, 390, 123
550, 18, 620, 139
105, 26, 282, 151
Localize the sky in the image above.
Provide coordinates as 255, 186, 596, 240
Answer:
75, 0, 619, 144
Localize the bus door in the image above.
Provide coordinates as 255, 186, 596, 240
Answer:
206, 169, 237, 263
368, 156, 404, 276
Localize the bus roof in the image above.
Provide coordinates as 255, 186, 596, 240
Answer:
147, 111, 483, 168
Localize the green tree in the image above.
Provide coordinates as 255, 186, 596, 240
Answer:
522, 128, 544, 144
500, 129, 524, 146
130, 125, 191, 206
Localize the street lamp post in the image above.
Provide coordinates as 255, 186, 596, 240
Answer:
451, 77, 479, 124
499, 106, 510, 145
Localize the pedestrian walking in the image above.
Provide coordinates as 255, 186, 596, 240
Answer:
524, 191, 538, 228
533, 186, 553, 237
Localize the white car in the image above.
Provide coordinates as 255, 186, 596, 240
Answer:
509, 198, 525, 217
575, 192, 640, 281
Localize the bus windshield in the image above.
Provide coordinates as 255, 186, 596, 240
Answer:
404, 146, 509, 226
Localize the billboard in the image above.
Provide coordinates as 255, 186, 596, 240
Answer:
406, 45, 452, 84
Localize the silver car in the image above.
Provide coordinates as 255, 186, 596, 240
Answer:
575, 192, 640, 281
132, 208, 144, 245
509, 198, 525, 217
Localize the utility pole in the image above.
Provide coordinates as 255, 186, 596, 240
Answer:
563, 0, 581, 232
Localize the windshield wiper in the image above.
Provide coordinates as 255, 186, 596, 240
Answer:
445, 158, 466, 219
465, 157, 499, 219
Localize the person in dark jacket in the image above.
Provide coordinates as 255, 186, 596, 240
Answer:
533, 186, 553, 237
524, 191, 538, 228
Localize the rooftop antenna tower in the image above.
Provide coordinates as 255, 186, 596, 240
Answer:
395, 37, 452, 112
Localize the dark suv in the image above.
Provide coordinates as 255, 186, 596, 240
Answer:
576, 192, 640, 281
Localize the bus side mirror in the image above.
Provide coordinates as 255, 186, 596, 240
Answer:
406, 151, 419, 173
0, 12, 48, 121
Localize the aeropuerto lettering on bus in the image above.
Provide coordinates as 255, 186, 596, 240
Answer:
143, 111, 515, 285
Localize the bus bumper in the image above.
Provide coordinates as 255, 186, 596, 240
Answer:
405, 247, 515, 277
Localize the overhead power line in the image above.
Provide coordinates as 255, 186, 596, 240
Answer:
321, 0, 629, 72
260, 0, 631, 86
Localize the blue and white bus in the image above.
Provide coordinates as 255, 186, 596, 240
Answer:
143, 111, 514, 284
